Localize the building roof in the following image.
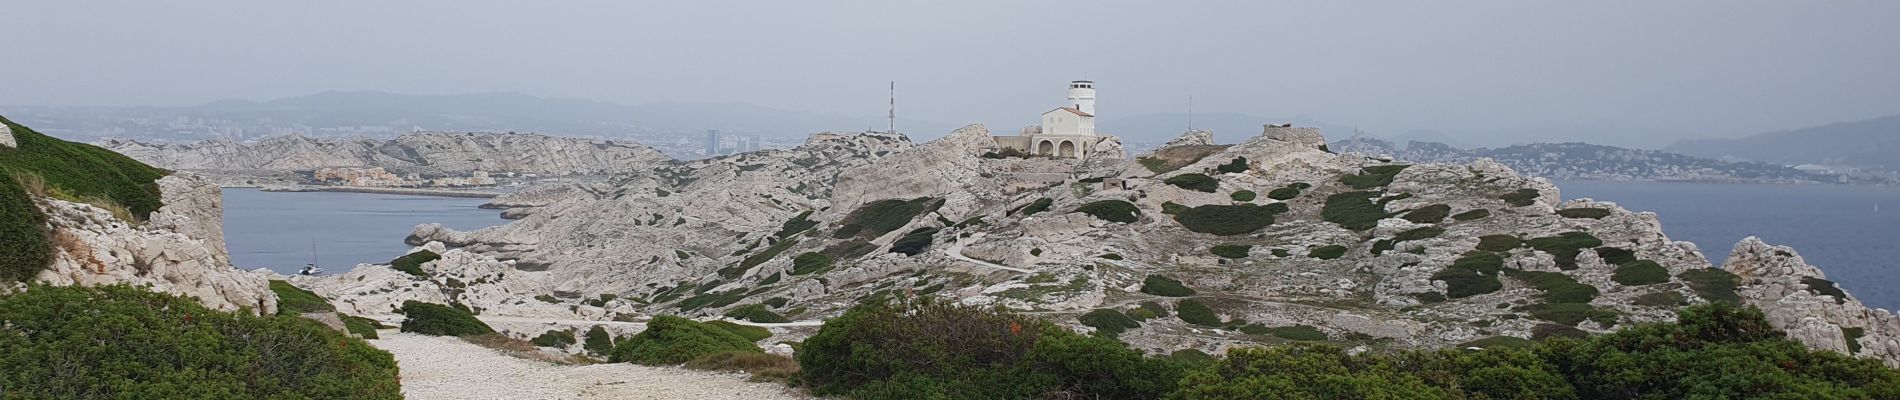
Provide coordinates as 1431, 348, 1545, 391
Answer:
1045, 107, 1093, 117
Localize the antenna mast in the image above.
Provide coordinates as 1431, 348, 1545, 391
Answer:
1187, 95, 1194, 131
888, 81, 896, 134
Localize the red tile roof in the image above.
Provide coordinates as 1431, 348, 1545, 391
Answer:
1047, 107, 1093, 117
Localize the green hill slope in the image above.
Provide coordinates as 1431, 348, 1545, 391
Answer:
0, 115, 170, 282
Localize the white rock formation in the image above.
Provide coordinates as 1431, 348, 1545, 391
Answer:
0, 122, 14, 148
1729, 237, 1900, 366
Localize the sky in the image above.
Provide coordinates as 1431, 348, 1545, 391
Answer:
4, 1, 1898, 148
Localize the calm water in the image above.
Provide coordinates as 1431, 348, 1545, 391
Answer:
221, 188, 506, 275
1555, 181, 1900, 310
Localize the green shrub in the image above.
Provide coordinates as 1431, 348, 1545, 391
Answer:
1594, 247, 1637, 265
1267, 325, 1327, 341
1459, 336, 1536, 349
1556, 208, 1612, 219
611, 315, 762, 365
1526, 231, 1603, 270
1160, 201, 1187, 215
389, 250, 440, 278
1476, 234, 1522, 252
340, 314, 384, 339
0, 285, 401, 399
0, 116, 168, 218
1140, 275, 1196, 297
1505, 269, 1599, 304
790, 252, 832, 275
1370, 239, 1397, 256
1451, 208, 1491, 221
1673, 268, 1740, 304
1633, 291, 1688, 307
834, 197, 940, 239
1321, 191, 1387, 231
269, 280, 335, 315
1216, 157, 1250, 174
1100, 253, 1124, 260
823, 239, 877, 260
773, 210, 818, 239
1402, 204, 1452, 223
1073, 200, 1141, 223
531, 329, 578, 348
1308, 245, 1348, 260
398, 300, 493, 336
1434, 251, 1505, 298
1803, 277, 1850, 304
1229, 190, 1256, 202
1612, 260, 1670, 286
731, 237, 799, 278
1266, 187, 1302, 200
1012, 197, 1053, 216
1170, 349, 1216, 365
1339, 164, 1410, 189
1173, 203, 1283, 235
1413, 292, 1447, 304
724, 303, 789, 323
888, 227, 940, 255
0, 175, 50, 283
1137, 156, 1173, 173
1079, 309, 1142, 338
1522, 303, 1618, 327
678, 288, 750, 311
1176, 299, 1222, 326
1499, 188, 1540, 207
1164, 173, 1219, 192
705, 320, 773, 342
1392, 226, 1444, 242
1846, 327, 1867, 354
584, 325, 614, 355
1139, 301, 1172, 318
798, 301, 1184, 399
1210, 244, 1252, 259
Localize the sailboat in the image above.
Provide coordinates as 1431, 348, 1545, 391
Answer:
299, 235, 325, 276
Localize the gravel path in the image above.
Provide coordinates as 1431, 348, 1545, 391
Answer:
372, 332, 805, 399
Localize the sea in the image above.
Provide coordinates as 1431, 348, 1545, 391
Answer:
1555, 181, 1900, 311
220, 188, 507, 275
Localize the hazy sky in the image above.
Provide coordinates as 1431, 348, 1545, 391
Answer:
6, 1, 1898, 147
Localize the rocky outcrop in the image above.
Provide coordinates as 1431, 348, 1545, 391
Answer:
0, 122, 14, 148
293, 242, 622, 320
33, 174, 275, 314
1729, 237, 1900, 366
99, 132, 673, 175
1162, 130, 1215, 147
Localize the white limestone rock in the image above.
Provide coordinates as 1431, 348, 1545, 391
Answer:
1728, 237, 1900, 366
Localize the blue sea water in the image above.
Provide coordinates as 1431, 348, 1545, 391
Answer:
220, 188, 506, 275
1555, 181, 1900, 311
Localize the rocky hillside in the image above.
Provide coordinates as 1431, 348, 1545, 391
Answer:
1332, 136, 1851, 183
99, 132, 672, 175
311, 124, 1900, 366
1, 116, 275, 313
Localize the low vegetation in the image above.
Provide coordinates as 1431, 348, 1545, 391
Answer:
1228, 190, 1256, 202
1140, 275, 1197, 297
1803, 277, 1850, 304
1173, 203, 1286, 235
684, 350, 799, 383
583, 325, 614, 355
1011, 197, 1053, 217
1266, 325, 1327, 341
1215, 157, 1249, 174
1078, 309, 1142, 338
833, 197, 941, 239
1321, 191, 1388, 231
341, 315, 385, 339
1506, 269, 1600, 304
1556, 207, 1612, 219
1163, 173, 1219, 192
705, 320, 774, 342
398, 300, 494, 336
1476, 234, 1522, 252
269, 279, 335, 315
1339, 164, 1410, 189
1402, 204, 1452, 223
531, 329, 578, 348
1526, 231, 1604, 270
0, 285, 401, 399
610, 315, 762, 365
389, 250, 441, 278
1, 117, 174, 282
1499, 188, 1541, 207
1175, 299, 1222, 326
724, 303, 789, 323
1210, 244, 1251, 259
888, 227, 940, 255
1611, 260, 1670, 286
1434, 251, 1505, 298
1072, 199, 1141, 223
1308, 244, 1348, 260
1451, 208, 1491, 221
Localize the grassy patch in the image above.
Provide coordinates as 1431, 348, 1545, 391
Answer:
610, 315, 762, 365
1267, 187, 1301, 200
1505, 269, 1599, 303
1595, 247, 1638, 265
1216, 157, 1250, 174
1526, 232, 1603, 270
1499, 189, 1540, 207
1339, 165, 1411, 189
1633, 292, 1688, 307
724, 303, 790, 323
1845, 327, 1866, 354
1211, 244, 1252, 259
531, 329, 578, 348
1163, 173, 1219, 192
1434, 251, 1505, 298
1402, 204, 1452, 223
706, 320, 774, 342
1476, 234, 1522, 252
1802, 277, 1849, 304
678, 289, 751, 311
0, 175, 50, 283
269, 280, 334, 315
1073, 200, 1142, 223
685, 350, 800, 383
1451, 208, 1491, 221
888, 227, 940, 255
1173, 203, 1285, 235
1175, 299, 1222, 326
1079, 309, 1142, 338
1308, 245, 1348, 260
389, 250, 440, 278
1266, 325, 1327, 341
1677, 268, 1742, 304
399, 300, 494, 336
1229, 190, 1256, 202
1556, 208, 1612, 219
731, 237, 799, 278
1521, 303, 1619, 327
1321, 191, 1387, 231
341, 314, 384, 339
1392, 226, 1445, 242
1612, 260, 1670, 286
0, 116, 169, 218
790, 252, 832, 275
1459, 336, 1536, 349
773, 210, 817, 239
1140, 275, 1196, 297
833, 197, 940, 239
1012, 197, 1054, 217
1137, 156, 1173, 173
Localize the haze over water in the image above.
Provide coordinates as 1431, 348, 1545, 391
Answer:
221, 188, 505, 275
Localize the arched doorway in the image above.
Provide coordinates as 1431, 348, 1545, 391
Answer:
1037, 140, 1055, 156
1058, 140, 1077, 158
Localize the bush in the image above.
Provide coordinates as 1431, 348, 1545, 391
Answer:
731, 237, 800, 278
1229, 190, 1256, 202
1173, 203, 1283, 235
1451, 208, 1491, 221
584, 325, 614, 355
1137, 156, 1173, 173
1176, 299, 1222, 326
0, 175, 50, 283
531, 329, 578, 348
610, 315, 762, 365
1100, 253, 1124, 260
398, 300, 493, 336
705, 320, 774, 342
1266, 187, 1301, 200
1267, 325, 1327, 341
1012, 197, 1053, 216
1140, 275, 1196, 297
1594, 247, 1638, 265
1164, 173, 1219, 192
0, 116, 168, 218
1434, 251, 1505, 298
1459, 336, 1536, 349
389, 250, 441, 278
685, 350, 800, 383
1526, 231, 1603, 270
1499, 188, 1540, 207
1505, 269, 1599, 304
790, 252, 832, 275
1679, 268, 1742, 304
341, 314, 384, 339
1633, 291, 1688, 307
1339, 164, 1410, 189
888, 227, 940, 255
1612, 260, 1670, 286
1321, 191, 1387, 231
1216, 157, 1249, 174
834, 197, 940, 239
1079, 309, 1142, 338
773, 210, 818, 239
1210, 244, 1251, 259
724, 303, 790, 323
269, 279, 335, 315
1521, 303, 1618, 327
1402, 204, 1452, 223
1476, 234, 1522, 252
1072, 200, 1141, 223
1803, 277, 1850, 304
1308, 245, 1348, 260
1556, 208, 1612, 219
0, 285, 401, 399
798, 301, 1184, 399
1392, 226, 1444, 242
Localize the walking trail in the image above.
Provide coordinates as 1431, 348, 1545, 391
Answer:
371, 332, 805, 399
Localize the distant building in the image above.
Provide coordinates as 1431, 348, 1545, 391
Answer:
992, 80, 1114, 158
705, 129, 721, 156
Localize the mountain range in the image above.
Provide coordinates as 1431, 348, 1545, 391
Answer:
1666, 114, 1900, 173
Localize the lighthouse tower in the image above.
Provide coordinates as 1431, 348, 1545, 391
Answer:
1066, 80, 1096, 115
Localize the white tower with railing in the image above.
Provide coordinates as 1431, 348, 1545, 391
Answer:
1066, 80, 1096, 115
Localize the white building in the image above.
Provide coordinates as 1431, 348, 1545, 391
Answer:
993, 80, 1113, 158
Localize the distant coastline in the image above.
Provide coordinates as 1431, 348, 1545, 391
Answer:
257, 185, 502, 198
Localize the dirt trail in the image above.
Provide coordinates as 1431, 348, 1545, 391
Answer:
371, 332, 805, 399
